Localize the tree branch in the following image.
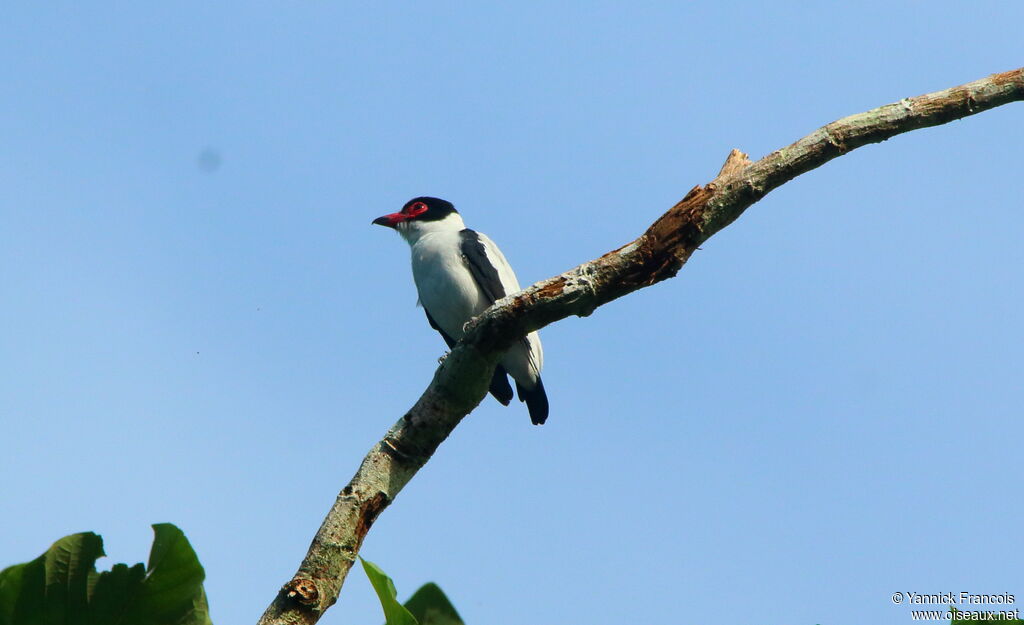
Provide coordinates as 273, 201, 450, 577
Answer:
257, 67, 1024, 625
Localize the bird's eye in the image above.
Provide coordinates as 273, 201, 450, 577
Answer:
406, 201, 429, 217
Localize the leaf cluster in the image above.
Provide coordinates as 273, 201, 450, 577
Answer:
0, 524, 210, 625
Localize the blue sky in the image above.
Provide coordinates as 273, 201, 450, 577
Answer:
2, 3, 1022, 624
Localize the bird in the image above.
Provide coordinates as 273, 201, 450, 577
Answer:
373, 196, 549, 425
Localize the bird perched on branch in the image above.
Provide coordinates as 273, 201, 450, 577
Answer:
373, 196, 548, 425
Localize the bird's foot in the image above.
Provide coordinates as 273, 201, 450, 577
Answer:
437, 351, 450, 365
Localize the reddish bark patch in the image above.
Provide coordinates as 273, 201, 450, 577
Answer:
634, 185, 713, 283
989, 68, 1024, 87
355, 491, 390, 538
535, 279, 566, 299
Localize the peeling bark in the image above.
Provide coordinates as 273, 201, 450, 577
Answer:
257, 67, 1024, 625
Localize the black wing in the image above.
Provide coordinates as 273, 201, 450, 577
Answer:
458, 229, 518, 406
459, 228, 533, 353
424, 309, 456, 349
459, 228, 506, 305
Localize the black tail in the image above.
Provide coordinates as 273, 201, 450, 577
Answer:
489, 365, 514, 406
516, 376, 549, 425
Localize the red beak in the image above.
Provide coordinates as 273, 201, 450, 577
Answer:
372, 212, 407, 229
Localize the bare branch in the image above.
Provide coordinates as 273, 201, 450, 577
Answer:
257, 67, 1024, 625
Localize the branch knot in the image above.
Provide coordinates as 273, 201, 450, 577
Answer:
283, 578, 320, 607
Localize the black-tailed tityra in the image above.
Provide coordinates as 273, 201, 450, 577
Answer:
373, 196, 549, 425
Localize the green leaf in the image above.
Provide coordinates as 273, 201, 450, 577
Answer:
403, 583, 464, 625
360, 558, 418, 625
0, 524, 211, 625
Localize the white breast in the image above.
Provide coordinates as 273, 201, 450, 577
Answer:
410, 231, 490, 340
